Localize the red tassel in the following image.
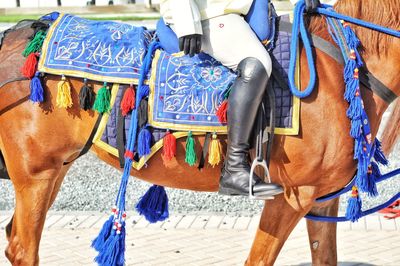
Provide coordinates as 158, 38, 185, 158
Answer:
216, 100, 228, 123
162, 131, 176, 161
21, 52, 39, 79
121, 85, 136, 116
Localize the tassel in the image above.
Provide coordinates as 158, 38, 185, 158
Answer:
208, 133, 222, 167
95, 225, 125, 266
162, 131, 176, 161
374, 139, 388, 165
136, 185, 169, 223
56, 75, 73, 108
91, 210, 115, 252
138, 127, 152, 157
346, 96, 362, 119
21, 52, 38, 79
79, 79, 96, 110
345, 186, 362, 222
216, 100, 228, 124
93, 82, 111, 114
350, 118, 362, 139
30, 72, 44, 102
185, 131, 197, 166
22, 30, 46, 57
120, 85, 136, 116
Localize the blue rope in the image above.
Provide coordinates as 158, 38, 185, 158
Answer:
305, 192, 400, 222
288, 1, 316, 98
316, 4, 400, 38
315, 168, 400, 203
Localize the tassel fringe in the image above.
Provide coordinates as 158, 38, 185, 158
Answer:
138, 127, 152, 157
121, 85, 136, 116
345, 186, 362, 222
208, 133, 222, 167
93, 83, 111, 113
185, 131, 197, 166
56, 75, 73, 108
30, 72, 44, 102
162, 131, 176, 161
21, 52, 39, 79
79, 79, 96, 110
136, 185, 169, 223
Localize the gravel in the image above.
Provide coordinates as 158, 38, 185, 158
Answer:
1, 140, 399, 216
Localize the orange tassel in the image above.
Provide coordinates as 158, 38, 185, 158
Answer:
121, 85, 136, 116
162, 131, 176, 161
216, 100, 228, 124
21, 52, 38, 79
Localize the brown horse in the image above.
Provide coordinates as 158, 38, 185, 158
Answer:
1, 0, 399, 265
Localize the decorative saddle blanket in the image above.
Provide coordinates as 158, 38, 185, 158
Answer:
38, 14, 153, 84
38, 14, 299, 158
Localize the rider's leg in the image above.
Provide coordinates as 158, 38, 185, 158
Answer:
201, 14, 282, 196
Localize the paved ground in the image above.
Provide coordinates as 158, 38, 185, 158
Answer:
0, 212, 399, 265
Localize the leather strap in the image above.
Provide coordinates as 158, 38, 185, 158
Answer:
0, 151, 10, 180
117, 87, 128, 168
63, 113, 103, 165
198, 132, 211, 170
0, 77, 29, 90
279, 20, 397, 104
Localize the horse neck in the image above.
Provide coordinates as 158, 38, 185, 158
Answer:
308, 12, 400, 139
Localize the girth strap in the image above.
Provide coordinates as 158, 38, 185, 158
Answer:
279, 20, 397, 104
63, 113, 103, 165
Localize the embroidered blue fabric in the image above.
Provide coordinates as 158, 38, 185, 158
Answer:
149, 51, 236, 130
40, 14, 153, 81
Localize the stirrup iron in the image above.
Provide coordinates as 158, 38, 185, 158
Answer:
249, 105, 283, 200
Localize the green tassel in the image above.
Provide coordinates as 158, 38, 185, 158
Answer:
93, 82, 111, 114
185, 131, 197, 166
22, 30, 47, 57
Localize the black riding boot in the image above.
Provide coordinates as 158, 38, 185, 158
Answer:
219, 57, 282, 197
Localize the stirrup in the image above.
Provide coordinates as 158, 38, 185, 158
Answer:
249, 158, 281, 200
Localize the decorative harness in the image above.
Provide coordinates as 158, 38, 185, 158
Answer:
288, 1, 399, 222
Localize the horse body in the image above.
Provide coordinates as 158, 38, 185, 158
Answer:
1, 0, 399, 265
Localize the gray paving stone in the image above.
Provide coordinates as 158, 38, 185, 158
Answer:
1, 212, 399, 265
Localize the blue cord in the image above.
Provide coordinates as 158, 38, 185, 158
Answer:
288, 0, 317, 98
316, 4, 400, 38
306, 192, 400, 222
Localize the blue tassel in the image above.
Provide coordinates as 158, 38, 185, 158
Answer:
91, 214, 114, 252
138, 127, 152, 157
350, 119, 362, 139
362, 162, 380, 197
346, 96, 362, 119
30, 72, 44, 102
374, 139, 388, 165
95, 231, 121, 266
344, 80, 358, 101
345, 186, 362, 222
136, 185, 169, 223
343, 58, 356, 83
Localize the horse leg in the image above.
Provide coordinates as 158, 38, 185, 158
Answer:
5, 160, 73, 266
307, 198, 339, 266
246, 188, 316, 266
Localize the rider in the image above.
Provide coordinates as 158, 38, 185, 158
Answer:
159, 0, 320, 198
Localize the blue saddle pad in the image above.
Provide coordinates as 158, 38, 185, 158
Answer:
38, 14, 154, 84
148, 51, 236, 133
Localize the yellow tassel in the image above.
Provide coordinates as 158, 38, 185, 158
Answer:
208, 133, 222, 167
56, 75, 73, 108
